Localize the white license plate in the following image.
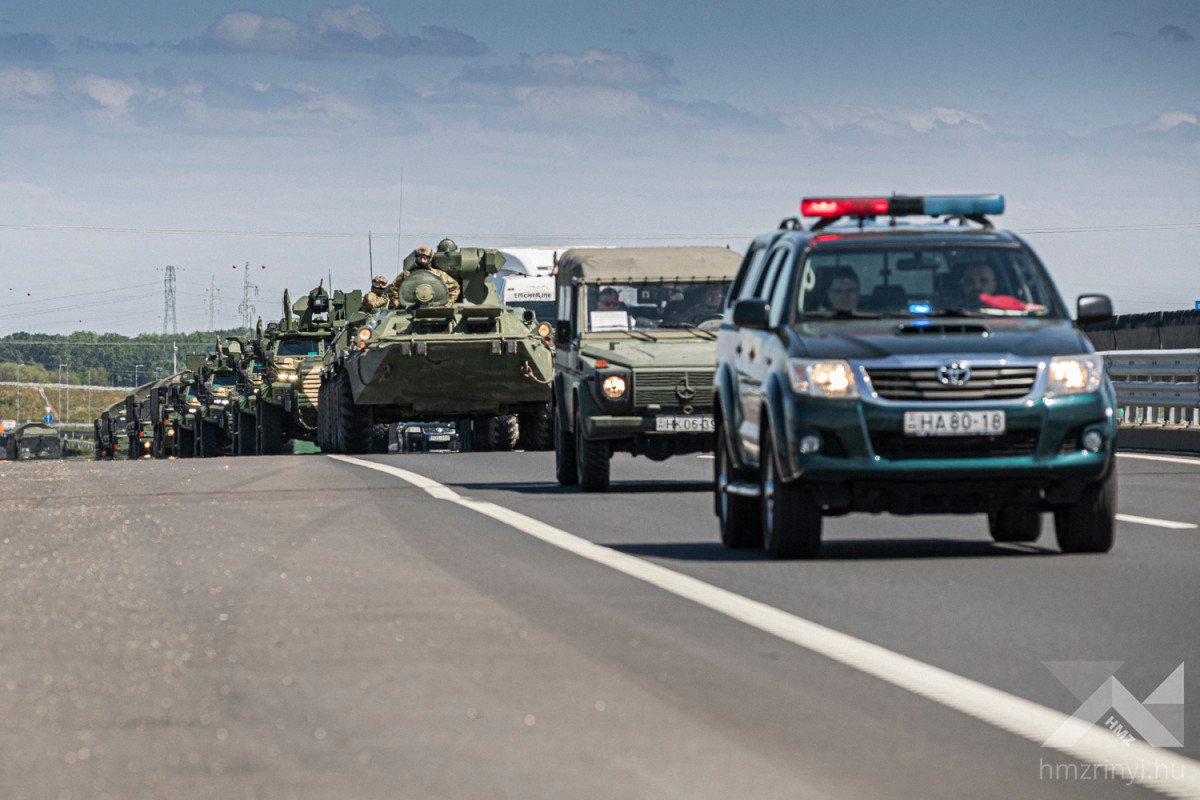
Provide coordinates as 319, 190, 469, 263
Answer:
428, 434, 452, 441
903, 410, 1006, 437
655, 415, 715, 433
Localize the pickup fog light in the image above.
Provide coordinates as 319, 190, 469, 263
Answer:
601, 374, 628, 399
1046, 355, 1103, 396
788, 359, 859, 398
799, 434, 822, 455
1082, 430, 1104, 453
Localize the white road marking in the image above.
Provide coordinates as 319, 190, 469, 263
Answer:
696, 454, 715, 460
331, 454, 1200, 798
1118, 453, 1200, 467
1117, 514, 1198, 530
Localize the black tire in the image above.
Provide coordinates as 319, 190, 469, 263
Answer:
489, 414, 518, 451
336, 369, 370, 454
1054, 470, 1116, 553
760, 429, 822, 559
317, 377, 333, 453
236, 411, 257, 456
716, 416, 762, 548
257, 400, 284, 456
518, 402, 555, 451
575, 409, 610, 492
554, 400, 577, 486
988, 504, 1042, 543
369, 422, 391, 454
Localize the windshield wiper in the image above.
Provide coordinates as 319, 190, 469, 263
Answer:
924, 307, 992, 318
658, 322, 717, 339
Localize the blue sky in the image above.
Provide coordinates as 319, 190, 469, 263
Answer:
1, 1, 1197, 334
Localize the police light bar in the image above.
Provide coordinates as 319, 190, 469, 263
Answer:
800, 194, 1004, 218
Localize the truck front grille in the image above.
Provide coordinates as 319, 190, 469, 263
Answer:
633, 370, 714, 408
865, 366, 1037, 401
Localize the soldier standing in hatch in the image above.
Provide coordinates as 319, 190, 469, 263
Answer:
390, 246, 461, 306
361, 275, 391, 312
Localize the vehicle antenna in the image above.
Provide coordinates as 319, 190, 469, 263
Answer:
396, 166, 404, 271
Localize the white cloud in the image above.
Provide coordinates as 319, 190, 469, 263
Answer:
0, 66, 55, 101
1149, 111, 1198, 131
205, 11, 309, 54
73, 75, 136, 113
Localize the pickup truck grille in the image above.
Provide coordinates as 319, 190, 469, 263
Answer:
865, 366, 1038, 401
633, 370, 714, 408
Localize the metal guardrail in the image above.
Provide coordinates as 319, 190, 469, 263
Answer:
1100, 349, 1200, 426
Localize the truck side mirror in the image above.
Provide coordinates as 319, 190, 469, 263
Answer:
556, 320, 572, 346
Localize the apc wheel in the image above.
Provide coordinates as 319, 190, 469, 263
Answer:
369, 423, 391, 454
519, 403, 555, 451
988, 504, 1042, 543
1054, 471, 1116, 553
716, 417, 762, 549
257, 400, 284, 456
574, 409, 610, 492
554, 401, 577, 486
488, 415, 519, 451
336, 369, 370, 454
760, 430, 821, 559
317, 377, 334, 453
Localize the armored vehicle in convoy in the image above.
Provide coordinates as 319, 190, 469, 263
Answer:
137, 372, 189, 459
124, 381, 158, 460
5, 422, 62, 461
94, 399, 130, 460
318, 240, 556, 454
230, 285, 360, 455
552, 246, 740, 491
175, 342, 244, 457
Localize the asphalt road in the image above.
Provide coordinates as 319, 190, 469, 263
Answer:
0, 450, 1196, 799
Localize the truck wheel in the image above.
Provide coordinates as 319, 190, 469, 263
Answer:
988, 504, 1042, 543
760, 429, 821, 559
554, 399, 578, 485
317, 378, 332, 452
575, 409, 610, 492
369, 423, 391, 454
1054, 471, 1116, 553
257, 400, 284, 456
489, 415, 519, 451
196, 420, 218, 458
716, 417, 762, 548
519, 403, 554, 451
336, 369, 370, 454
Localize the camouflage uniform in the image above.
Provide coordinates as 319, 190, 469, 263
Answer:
361, 274, 391, 312
390, 246, 461, 307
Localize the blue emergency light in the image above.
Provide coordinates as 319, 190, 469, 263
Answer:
801, 194, 1005, 219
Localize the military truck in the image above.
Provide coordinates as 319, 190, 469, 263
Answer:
5, 422, 63, 460
174, 342, 243, 458
552, 247, 739, 491
136, 372, 190, 459
230, 285, 360, 455
318, 239, 555, 454
123, 381, 158, 460
94, 399, 131, 460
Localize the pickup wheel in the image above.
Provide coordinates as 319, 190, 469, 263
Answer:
575, 409, 610, 492
988, 504, 1042, 543
336, 368, 370, 454
760, 430, 822, 559
554, 400, 577, 486
257, 400, 284, 456
1054, 471, 1116, 553
716, 418, 762, 548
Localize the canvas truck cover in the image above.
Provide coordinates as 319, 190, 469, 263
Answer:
556, 247, 740, 285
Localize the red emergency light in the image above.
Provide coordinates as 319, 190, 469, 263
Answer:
801, 197, 889, 218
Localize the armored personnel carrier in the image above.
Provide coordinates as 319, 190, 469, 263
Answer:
230, 284, 360, 455
318, 240, 555, 454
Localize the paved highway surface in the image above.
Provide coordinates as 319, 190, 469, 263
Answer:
0, 450, 1196, 799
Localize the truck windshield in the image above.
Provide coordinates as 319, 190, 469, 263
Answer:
277, 340, 322, 357
584, 281, 729, 332
794, 247, 1062, 319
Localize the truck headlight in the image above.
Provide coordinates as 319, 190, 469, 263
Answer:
277, 372, 298, 382
601, 374, 628, 399
1046, 355, 1103, 396
788, 359, 859, 398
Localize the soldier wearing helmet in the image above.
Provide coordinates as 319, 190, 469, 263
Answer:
390, 245, 461, 306
361, 274, 391, 312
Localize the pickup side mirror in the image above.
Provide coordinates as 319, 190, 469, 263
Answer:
732, 298, 771, 330
1076, 294, 1113, 326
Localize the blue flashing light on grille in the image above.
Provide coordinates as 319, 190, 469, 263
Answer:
909, 303, 933, 315
922, 195, 1004, 216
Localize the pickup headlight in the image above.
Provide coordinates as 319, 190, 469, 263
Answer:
1046, 355, 1103, 396
788, 359, 859, 398
601, 374, 628, 399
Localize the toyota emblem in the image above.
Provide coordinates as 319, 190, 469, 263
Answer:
937, 362, 971, 386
